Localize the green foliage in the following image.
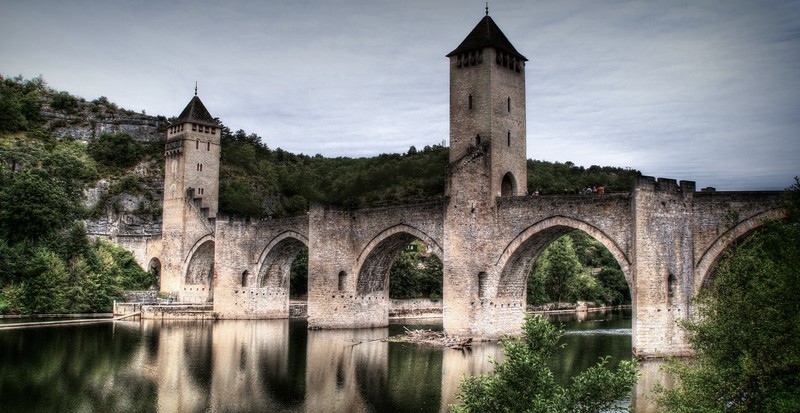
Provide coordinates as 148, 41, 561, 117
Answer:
389, 241, 443, 299
87, 132, 144, 169
0, 237, 154, 314
540, 236, 583, 303
527, 160, 638, 195
527, 232, 630, 307
218, 126, 449, 217
0, 169, 84, 243
453, 314, 638, 413
219, 178, 264, 217
656, 181, 800, 412
49, 91, 80, 114
0, 128, 154, 314
0, 75, 46, 133
289, 248, 308, 298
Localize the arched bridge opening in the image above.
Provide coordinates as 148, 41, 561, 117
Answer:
490, 216, 632, 335
251, 231, 309, 317
355, 225, 444, 320
694, 209, 787, 293
356, 225, 443, 295
148, 257, 161, 289
184, 239, 215, 303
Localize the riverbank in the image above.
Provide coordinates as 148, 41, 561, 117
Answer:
529, 303, 632, 315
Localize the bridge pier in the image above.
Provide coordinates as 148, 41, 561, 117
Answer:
631, 176, 696, 357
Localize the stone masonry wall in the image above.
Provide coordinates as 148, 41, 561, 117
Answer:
307, 202, 445, 328
213, 215, 309, 319
631, 176, 695, 357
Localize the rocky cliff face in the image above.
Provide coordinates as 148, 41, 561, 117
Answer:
42, 96, 168, 143
42, 95, 167, 239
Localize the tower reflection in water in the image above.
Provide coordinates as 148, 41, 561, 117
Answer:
136, 319, 500, 413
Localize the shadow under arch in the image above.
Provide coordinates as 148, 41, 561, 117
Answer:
495, 216, 632, 299
184, 236, 216, 303
355, 224, 443, 295
694, 208, 786, 292
147, 257, 161, 286
256, 231, 309, 289
501, 171, 517, 197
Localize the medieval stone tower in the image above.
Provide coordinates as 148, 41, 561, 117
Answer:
443, 13, 529, 337
160, 93, 221, 302
446, 13, 527, 201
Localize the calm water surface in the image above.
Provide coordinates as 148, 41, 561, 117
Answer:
0, 309, 667, 412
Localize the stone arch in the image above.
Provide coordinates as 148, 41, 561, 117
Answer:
501, 171, 516, 197
495, 216, 631, 299
147, 257, 161, 286
694, 208, 785, 292
184, 238, 215, 303
256, 231, 309, 290
355, 224, 443, 295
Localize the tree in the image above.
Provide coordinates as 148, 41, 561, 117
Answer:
389, 241, 443, 300
0, 169, 83, 243
657, 178, 800, 412
87, 133, 144, 169
453, 314, 638, 413
540, 236, 583, 303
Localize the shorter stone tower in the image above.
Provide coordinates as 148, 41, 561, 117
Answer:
159, 93, 221, 300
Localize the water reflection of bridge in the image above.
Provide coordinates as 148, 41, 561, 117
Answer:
127, 314, 665, 413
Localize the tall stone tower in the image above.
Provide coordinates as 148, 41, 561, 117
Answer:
443, 13, 528, 338
446, 12, 527, 201
159, 92, 221, 299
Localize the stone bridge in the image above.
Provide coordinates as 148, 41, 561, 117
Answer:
130, 13, 786, 358
140, 174, 782, 358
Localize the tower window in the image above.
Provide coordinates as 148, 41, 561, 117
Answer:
507, 97, 511, 112
468, 94, 473, 110
207, 142, 210, 151
476, 134, 481, 145
507, 131, 511, 146
192, 123, 197, 131
196, 140, 199, 149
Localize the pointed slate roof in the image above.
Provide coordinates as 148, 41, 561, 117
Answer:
172, 95, 217, 127
447, 15, 527, 61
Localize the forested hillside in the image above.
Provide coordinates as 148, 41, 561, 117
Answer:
218, 130, 640, 218
0, 76, 155, 313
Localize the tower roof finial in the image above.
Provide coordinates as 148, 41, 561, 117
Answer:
485, 2, 489, 16
194, 81, 198, 96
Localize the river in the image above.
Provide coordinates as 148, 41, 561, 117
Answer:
0, 308, 669, 412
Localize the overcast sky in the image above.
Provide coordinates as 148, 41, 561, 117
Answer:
2, 0, 798, 190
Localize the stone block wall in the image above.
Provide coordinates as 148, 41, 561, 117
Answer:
213, 215, 309, 319
307, 202, 444, 328
631, 176, 695, 357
